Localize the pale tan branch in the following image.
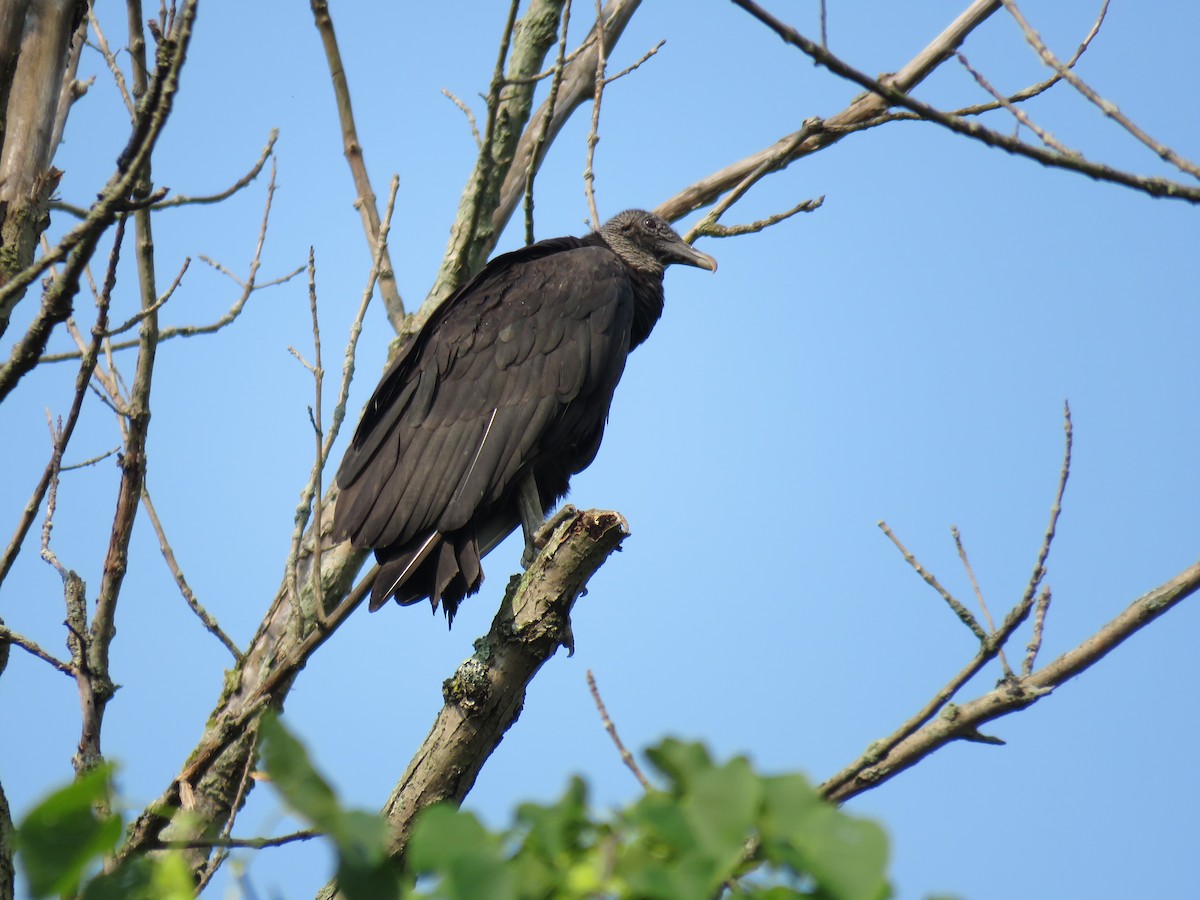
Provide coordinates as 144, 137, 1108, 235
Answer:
583, 0, 606, 229
956, 52, 1075, 156
141, 486, 244, 663
316, 509, 629, 898
725, 0, 1200, 204
952, 524, 1011, 676
440, 88, 482, 148
823, 560, 1200, 805
309, 0, 404, 327
1000, 0, 1199, 181
150, 130, 278, 210
587, 669, 651, 790
0, 623, 74, 676
879, 521, 987, 641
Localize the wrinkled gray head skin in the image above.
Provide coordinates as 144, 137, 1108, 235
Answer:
599, 209, 718, 276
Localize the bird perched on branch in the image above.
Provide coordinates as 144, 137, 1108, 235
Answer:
332, 209, 717, 622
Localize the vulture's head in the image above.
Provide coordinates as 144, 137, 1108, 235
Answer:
600, 209, 718, 276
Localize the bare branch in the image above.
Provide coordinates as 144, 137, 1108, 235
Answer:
0, 0, 200, 400
687, 197, 823, 241
823, 409, 1076, 801
441, 88, 482, 148
1022, 587, 1052, 676
1000, 0, 1199, 181
725, 0, 1200, 204
309, 0, 404, 327
324, 176, 401, 467
0, 218, 127, 590
39, 161, 300, 364
952, 524, 1011, 677
141, 485, 244, 663
524, 0, 573, 245
602, 37, 664, 84
161, 830, 321, 851
956, 52, 1075, 156
879, 521, 987, 641
587, 669, 651, 790
87, 6, 135, 117
0, 623, 74, 677
661, 0, 1007, 224
1020, 401, 1071, 611
583, 0, 606, 229
150, 129, 278, 210
315, 508, 629, 897
823, 559, 1200, 806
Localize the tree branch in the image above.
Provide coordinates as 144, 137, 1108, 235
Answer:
726, 0, 1200, 203
0, 0, 198, 401
659, 0, 1006, 224
309, 0, 404, 328
822, 559, 1200, 805
316, 508, 629, 898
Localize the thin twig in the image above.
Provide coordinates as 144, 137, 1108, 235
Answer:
309, 248, 328, 630
60, 446, 120, 472
1022, 587, 1052, 676
583, 0, 607, 229
103, 257, 190, 337
141, 485, 244, 663
1000, 0, 1200, 180
440, 89, 481, 148
683, 118, 825, 244
504, 33, 598, 85
151, 130, 278, 209
195, 730, 265, 893
724, 0, 1200, 204
1020, 401, 1072, 611
324, 176, 400, 467
309, 0, 404, 326
603, 38, 665, 84
287, 178, 399, 630
952, 525, 1011, 678
524, 0, 572, 245
878, 521, 987, 641
956, 52, 1075, 156
690, 197, 823, 240
39, 415, 68, 579
160, 830, 321, 851
38, 163, 294, 364
0, 218, 126, 589
587, 669, 650, 790
0, 625, 74, 676
87, 6, 135, 116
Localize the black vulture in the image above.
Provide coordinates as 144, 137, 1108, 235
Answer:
332, 209, 717, 622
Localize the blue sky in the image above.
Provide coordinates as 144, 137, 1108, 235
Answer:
2, 1, 1198, 897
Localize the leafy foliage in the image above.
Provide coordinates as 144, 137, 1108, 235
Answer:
258, 712, 403, 899
14, 764, 192, 899
402, 736, 891, 900
12, 720, 891, 899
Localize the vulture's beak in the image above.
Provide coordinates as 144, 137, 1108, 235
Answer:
669, 238, 718, 273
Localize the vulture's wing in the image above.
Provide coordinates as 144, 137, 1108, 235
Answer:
332, 240, 635, 554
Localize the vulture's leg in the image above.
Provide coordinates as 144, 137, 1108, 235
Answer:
517, 473, 545, 568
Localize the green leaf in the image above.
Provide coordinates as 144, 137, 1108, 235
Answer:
643, 738, 714, 796
684, 755, 762, 860
760, 774, 890, 900
81, 852, 195, 900
258, 711, 341, 831
408, 804, 513, 900
16, 764, 122, 898
258, 714, 401, 900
